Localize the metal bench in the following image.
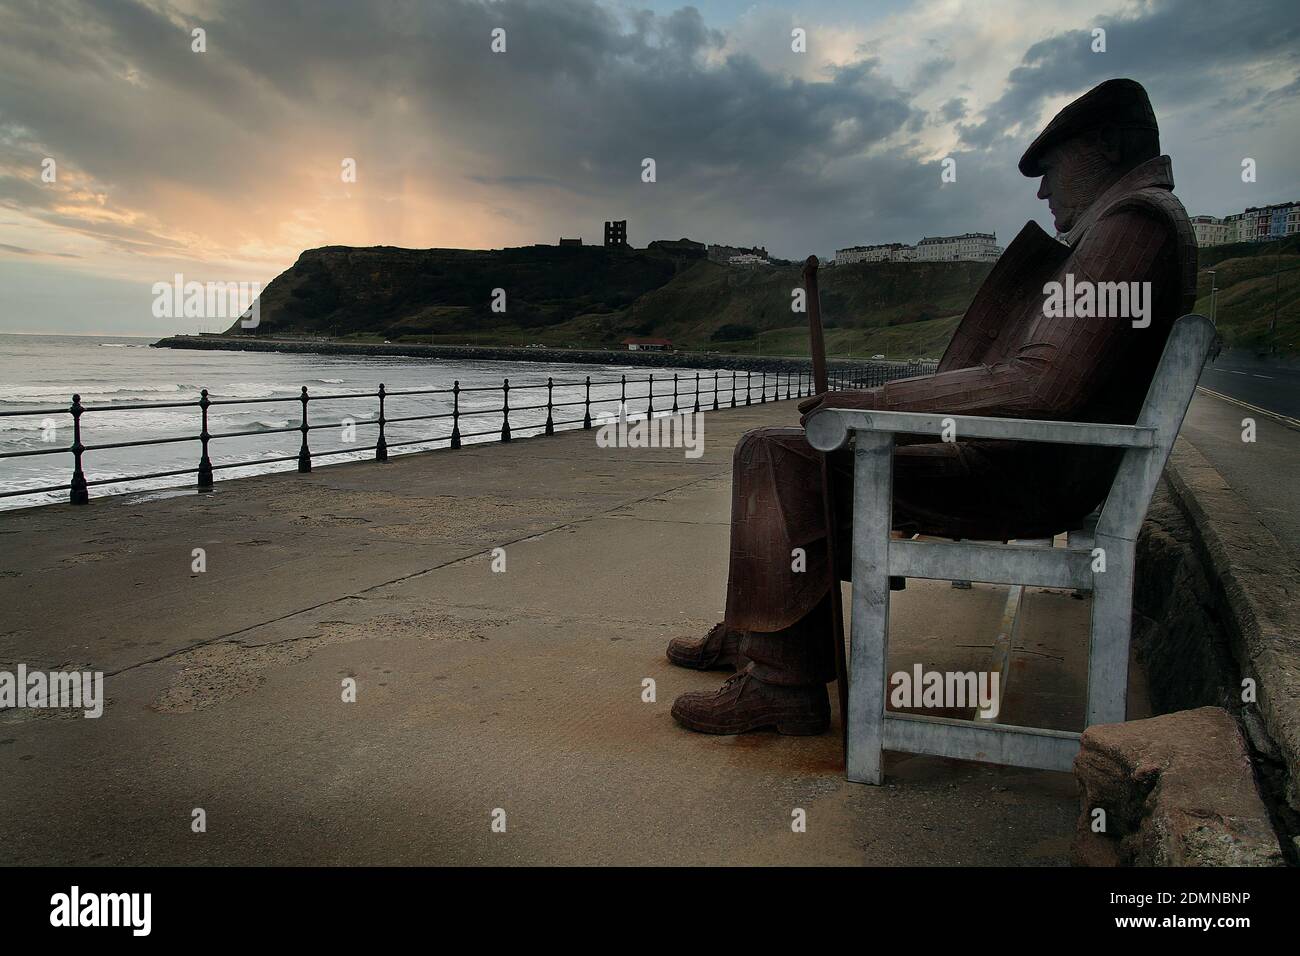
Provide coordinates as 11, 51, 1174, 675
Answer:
803, 313, 1216, 784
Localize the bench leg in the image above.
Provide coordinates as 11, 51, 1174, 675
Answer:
847, 432, 894, 784
1086, 534, 1134, 727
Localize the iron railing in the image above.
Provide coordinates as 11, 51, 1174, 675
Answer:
0, 361, 937, 506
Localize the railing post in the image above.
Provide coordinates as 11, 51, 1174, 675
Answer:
745, 371, 752, 406
501, 378, 512, 442
671, 373, 679, 414
451, 380, 462, 448
621, 374, 627, 416
760, 371, 767, 404
647, 373, 654, 419
731, 371, 737, 408
545, 377, 555, 435
375, 383, 388, 461
693, 373, 700, 414
712, 371, 719, 411
197, 389, 213, 490
785, 371, 792, 400
298, 386, 311, 472
69, 393, 88, 505
583, 376, 592, 429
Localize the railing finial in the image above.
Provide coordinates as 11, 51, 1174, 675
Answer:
500, 378, 512, 443
376, 383, 388, 462
197, 389, 213, 489
297, 386, 311, 472
451, 381, 462, 448
545, 377, 555, 436
69, 393, 88, 505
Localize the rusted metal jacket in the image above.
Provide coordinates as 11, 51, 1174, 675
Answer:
726, 156, 1198, 634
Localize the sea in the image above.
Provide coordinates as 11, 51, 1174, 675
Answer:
0, 334, 749, 511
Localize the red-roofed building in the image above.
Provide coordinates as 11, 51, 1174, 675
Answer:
622, 337, 672, 352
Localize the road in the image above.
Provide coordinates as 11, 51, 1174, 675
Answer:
1199, 350, 1300, 422
1180, 352, 1300, 571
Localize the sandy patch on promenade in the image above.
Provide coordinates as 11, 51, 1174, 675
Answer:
151, 606, 503, 713
256, 482, 577, 540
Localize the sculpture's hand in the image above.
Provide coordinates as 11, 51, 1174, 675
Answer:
798, 390, 875, 426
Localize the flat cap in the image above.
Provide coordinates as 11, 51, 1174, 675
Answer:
1019, 78, 1158, 177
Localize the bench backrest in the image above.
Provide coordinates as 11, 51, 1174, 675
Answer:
1095, 313, 1216, 541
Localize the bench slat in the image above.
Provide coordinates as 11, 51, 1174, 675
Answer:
882, 712, 1081, 773
889, 538, 1093, 590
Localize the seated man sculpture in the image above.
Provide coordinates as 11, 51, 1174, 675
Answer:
668, 78, 1198, 736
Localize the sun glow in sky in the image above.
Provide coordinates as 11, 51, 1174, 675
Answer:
1, 0, 1297, 333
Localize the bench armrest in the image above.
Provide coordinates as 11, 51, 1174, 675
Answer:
803, 407, 1156, 453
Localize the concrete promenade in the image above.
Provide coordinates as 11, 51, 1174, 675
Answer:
1182, 386, 1300, 569
0, 399, 1119, 865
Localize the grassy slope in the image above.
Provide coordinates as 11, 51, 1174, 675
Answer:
306, 251, 982, 358
449, 257, 989, 359
1193, 237, 1299, 352
238, 236, 1300, 359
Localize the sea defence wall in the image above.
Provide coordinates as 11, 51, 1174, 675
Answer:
1132, 437, 1300, 860
151, 334, 939, 375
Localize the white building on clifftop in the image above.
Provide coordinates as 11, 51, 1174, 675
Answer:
834, 243, 915, 265
914, 232, 1002, 262
835, 232, 1001, 266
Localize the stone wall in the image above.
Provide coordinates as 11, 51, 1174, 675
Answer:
1127, 438, 1300, 863
1072, 707, 1284, 866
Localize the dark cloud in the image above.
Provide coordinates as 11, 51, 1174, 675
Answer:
939, 97, 967, 122
911, 54, 956, 91
961, 0, 1300, 150
0, 0, 1297, 290
1, 0, 941, 256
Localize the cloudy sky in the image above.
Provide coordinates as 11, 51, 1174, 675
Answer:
1, 0, 1297, 334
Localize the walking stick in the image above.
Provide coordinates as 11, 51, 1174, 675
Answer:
802, 256, 850, 756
